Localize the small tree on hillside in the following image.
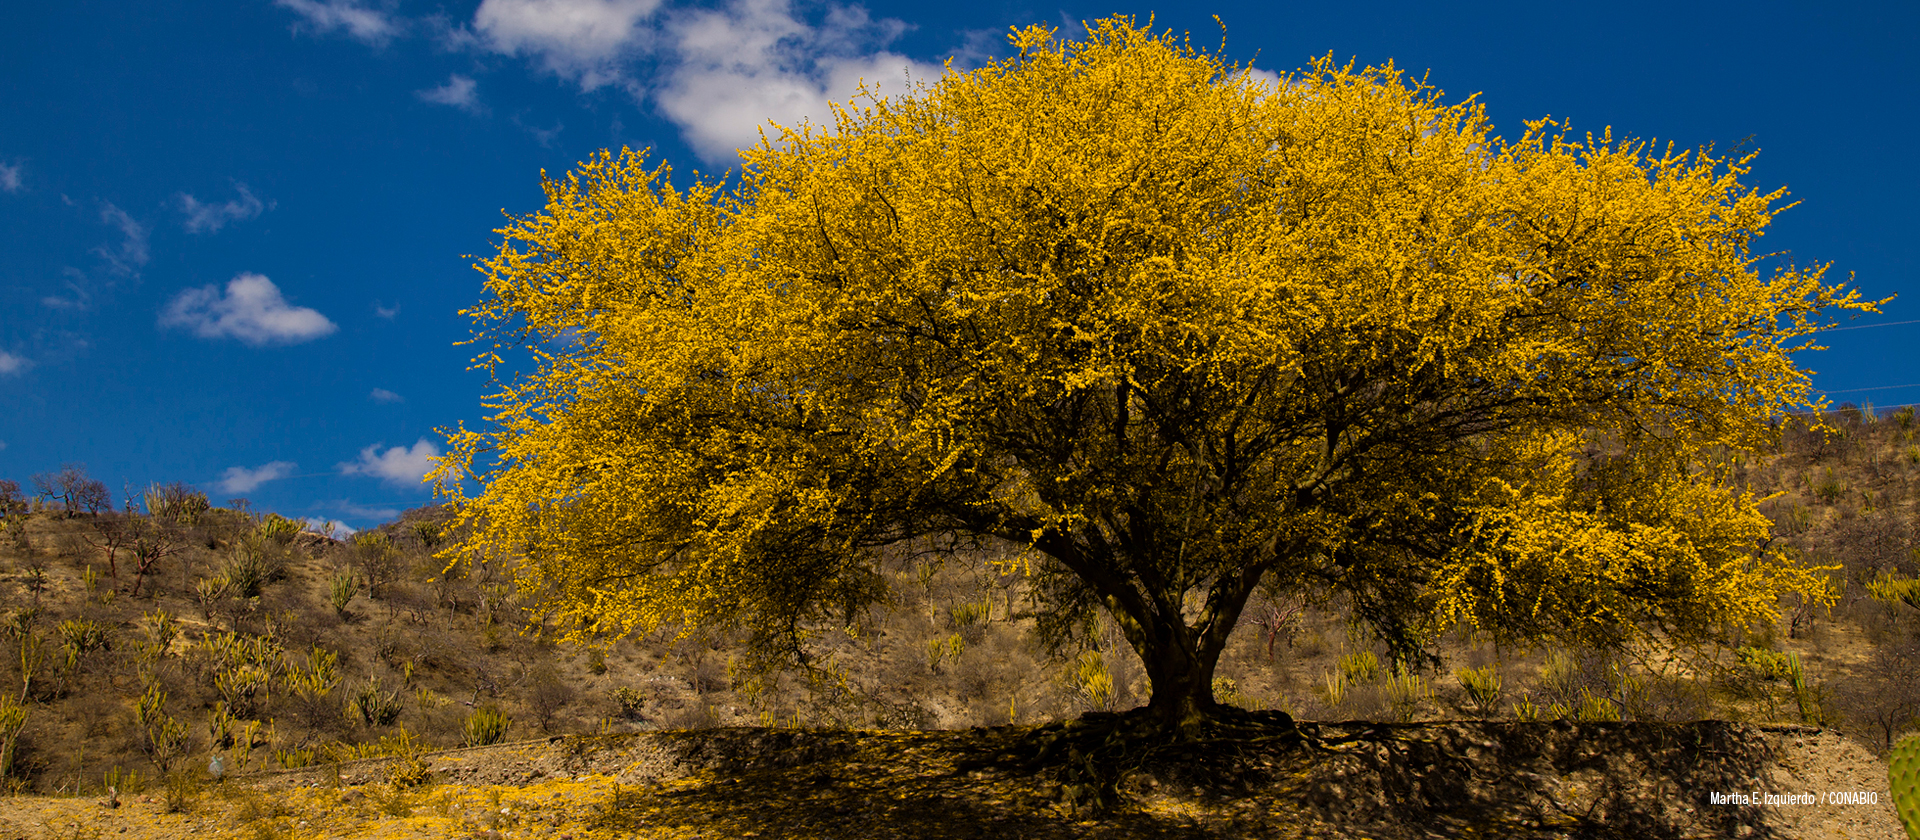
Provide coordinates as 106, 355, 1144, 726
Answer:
0, 480, 25, 517
127, 517, 185, 598
435, 20, 1874, 735
71, 479, 109, 517
31, 464, 95, 518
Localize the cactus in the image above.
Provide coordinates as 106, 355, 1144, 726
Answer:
143, 482, 210, 526
327, 570, 358, 616
256, 513, 302, 544
463, 705, 511, 747
1457, 665, 1502, 717
1893, 733, 1920, 840
345, 675, 401, 727
1339, 650, 1380, 683
1868, 572, 1920, 612
1074, 650, 1117, 711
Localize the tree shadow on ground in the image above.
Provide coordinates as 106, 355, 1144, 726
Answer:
577, 715, 1786, 840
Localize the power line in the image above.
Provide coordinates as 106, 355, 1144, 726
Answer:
1814, 383, 1920, 394
1824, 318, 1920, 332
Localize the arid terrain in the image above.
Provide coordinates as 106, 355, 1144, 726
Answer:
0, 408, 1916, 837
0, 718, 1905, 839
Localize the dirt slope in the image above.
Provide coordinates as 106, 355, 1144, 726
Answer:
0, 721, 1903, 840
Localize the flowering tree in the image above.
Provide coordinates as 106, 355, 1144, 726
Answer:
436, 18, 1872, 734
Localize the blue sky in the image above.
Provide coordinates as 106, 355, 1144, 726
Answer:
3, 0, 1915, 531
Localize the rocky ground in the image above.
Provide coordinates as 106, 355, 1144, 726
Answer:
0, 720, 1903, 840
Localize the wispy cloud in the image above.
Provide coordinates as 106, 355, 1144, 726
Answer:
178, 183, 270, 233
94, 203, 150, 277
373, 301, 400, 319
511, 114, 564, 147
326, 500, 402, 520
473, 0, 662, 88
0, 161, 21, 193
417, 74, 485, 113
276, 0, 402, 45
369, 388, 404, 403
338, 438, 442, 487
160, 273, 339, 346
0, 350, 27, 376
218, 461, 298, 493
41, 267, 91, 310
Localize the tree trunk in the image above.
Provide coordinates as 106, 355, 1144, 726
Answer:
1140, 640, 1220, 738
1112, 562, 1269, 739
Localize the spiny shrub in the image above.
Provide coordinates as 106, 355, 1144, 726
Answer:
1736, 646, 1797, 682
221, 537, 284, 598
1383, 669, 1430, 722
1812, 467, 1847, 504
103, 765, 146, 796
1213, 676, 1262, 711
612, 687, 645, 720
1072, 650, 1116, 712
0, 695, 26, 777
1867, 572, 1920, 612
345, 676, 401, 727
145, 483, 210, 526
327, 570, 357, 616
1457, 666, 1501, 717
463, 705, 511, 747
255, 513, 302, 544
409, 520, 442, 548
1339, 650, 1379, 684
1319, 670, 1349, 712
162, 768, 200, 814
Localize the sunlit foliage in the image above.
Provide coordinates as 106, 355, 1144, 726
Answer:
436, 18, 1874, 729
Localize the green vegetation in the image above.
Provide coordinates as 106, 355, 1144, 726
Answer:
1893, 733, 1920, 839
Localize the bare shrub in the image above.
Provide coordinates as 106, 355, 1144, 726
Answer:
1834, 642, 1920, 752
526, 663, 575, 732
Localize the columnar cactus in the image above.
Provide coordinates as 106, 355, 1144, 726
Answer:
1893, 733, 1920, 840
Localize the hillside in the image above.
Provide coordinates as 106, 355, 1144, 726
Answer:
0, 407, 1914, 835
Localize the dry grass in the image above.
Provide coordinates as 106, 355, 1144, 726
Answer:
0, 410, 1914, 815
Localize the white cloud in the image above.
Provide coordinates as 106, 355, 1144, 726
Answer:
297, 517, 358, 538
94, 203, 149, 277
473, 0, 662, 88
369, 388, 404, 403
0, 350, 27, 375
178, 183, 269, 233
338, 438, 442, 487
652, 0, 939, 163
276, 0, 401, 45
0, 161, 21, 193
417, 74, 484, 112
459, 0, 941, 162
160, 273, 339, 346
373, 301, 400, 319
1239, 67, 1283, 91
218, 461, 298, 493
332, 501, 401, 520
